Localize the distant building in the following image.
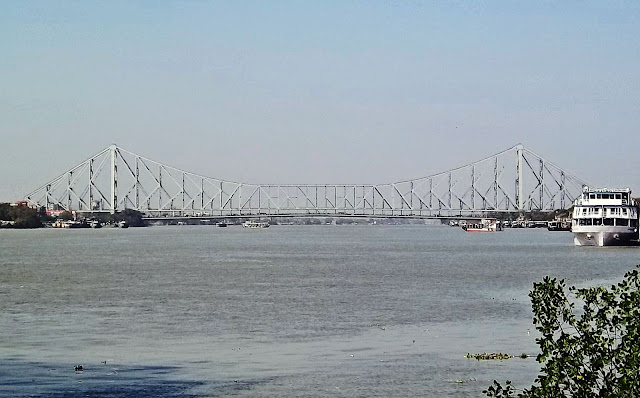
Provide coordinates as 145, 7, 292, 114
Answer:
46, 209, 76, 219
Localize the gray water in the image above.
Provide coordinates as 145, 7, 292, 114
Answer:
1, 225, 638, 397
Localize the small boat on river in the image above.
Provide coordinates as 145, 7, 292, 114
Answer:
461, 218, 501, 232
242, 220, 270, 229
547, 219, 571, 231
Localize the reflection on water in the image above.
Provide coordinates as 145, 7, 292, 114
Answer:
1, 225, 637, 397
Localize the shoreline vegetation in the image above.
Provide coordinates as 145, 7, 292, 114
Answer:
0, 203, 43, 228
484, 265, 640, 397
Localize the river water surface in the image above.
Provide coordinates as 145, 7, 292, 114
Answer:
1, 225, 638, 397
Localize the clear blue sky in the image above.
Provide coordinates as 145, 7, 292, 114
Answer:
2, 1, 640, 201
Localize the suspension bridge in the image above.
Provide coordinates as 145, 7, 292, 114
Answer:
25, 144, 588, 219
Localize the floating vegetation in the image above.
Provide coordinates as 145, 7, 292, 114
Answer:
448, 377, 477, 384
465, 352, 513, 361
464, 352, 532, 360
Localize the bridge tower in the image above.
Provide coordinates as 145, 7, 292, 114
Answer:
515, 144, 524, 211
110, 144, 117, 215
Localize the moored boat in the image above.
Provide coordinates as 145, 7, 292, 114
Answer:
547, 219, 571, 232
572, 187, 639, 246
461, 218, 501, 232
66, 220, 88, 228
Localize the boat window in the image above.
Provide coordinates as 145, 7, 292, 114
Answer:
590, 194, 595, 199
616, 194, 621, 200
594, 218, 602, 226
604, 218, 614, 226
622, 208, 628, 216
582, 208, 587, 215
616, 219, 629, 226
632, 219, 638, 228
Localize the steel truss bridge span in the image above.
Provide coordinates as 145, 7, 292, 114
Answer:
25, 144, 587, 217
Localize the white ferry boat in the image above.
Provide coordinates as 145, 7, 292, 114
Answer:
572, 187, 639, 246
461, 218, 501, 232
242, 220, 270, 229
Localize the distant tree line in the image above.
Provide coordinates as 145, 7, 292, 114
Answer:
0, 203, 43, 228
83, 209, 147, 227
111, 209, 146, 226
0, 204, 147, 228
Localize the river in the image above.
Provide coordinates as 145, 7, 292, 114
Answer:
1, 225, 638, 397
